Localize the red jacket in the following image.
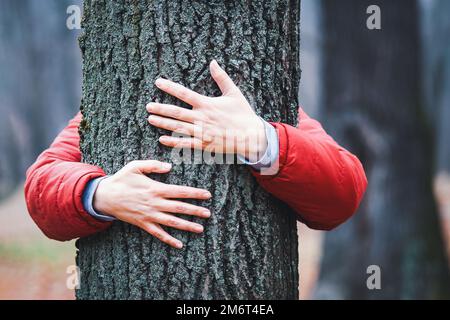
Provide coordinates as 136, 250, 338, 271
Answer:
25, 109, 367, 241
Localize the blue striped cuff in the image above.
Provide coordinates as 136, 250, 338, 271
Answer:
82, 176, 116, 222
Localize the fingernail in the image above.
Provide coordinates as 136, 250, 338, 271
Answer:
195, 225, 204, 233
203, 209, 211, 217
175, 241, 183, 249
210, 60, 218, 70
146, 103, 154, 111
203, 192, 212, 198
148, 115, 156, 123
212, 59, 222, 69
155, 78, 165, 87
162, 163, 172, 170
159, 136, 169, 143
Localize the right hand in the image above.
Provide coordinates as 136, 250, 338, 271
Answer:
93, 160, 212, 249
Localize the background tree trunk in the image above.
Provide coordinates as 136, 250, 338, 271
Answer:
314, 0, 450, 299
422, 0, 450, 175
421, 0, 450, 264
77, 0, 301, 299
0, 0, 82, 199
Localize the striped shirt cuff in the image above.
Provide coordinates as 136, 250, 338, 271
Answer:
82, 176, 116, 222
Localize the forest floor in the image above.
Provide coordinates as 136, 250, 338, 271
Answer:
1, 176, 449, 300
0, 187, 75, 300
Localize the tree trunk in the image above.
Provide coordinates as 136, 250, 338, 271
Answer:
314, 0, 450, 299
76, 0, 300, 300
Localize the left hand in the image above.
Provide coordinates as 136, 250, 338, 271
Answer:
146, 60, 267, 162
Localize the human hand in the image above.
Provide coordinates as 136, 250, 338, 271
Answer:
147, 60, 267, 162
93, 160, 211, 249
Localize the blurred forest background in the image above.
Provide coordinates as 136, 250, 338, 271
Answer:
0, 0, 449, 299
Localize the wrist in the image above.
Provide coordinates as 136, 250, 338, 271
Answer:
93, 176, 115, 218
237, 116, 267, 162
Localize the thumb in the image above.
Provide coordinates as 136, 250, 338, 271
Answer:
126, 160, 172, 174
210, 60, 238, 95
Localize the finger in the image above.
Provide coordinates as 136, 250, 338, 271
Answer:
155, 78, 204, 107
146, 103, 199, 124
148, 115, 198, 136
159, 136, 205, 150
142, 222, 183, 249
151, 212, 204, 234
155, 199, 211, 218
210, 60, 238, 95
126, 160, 172, 174
158, 184, 212, 200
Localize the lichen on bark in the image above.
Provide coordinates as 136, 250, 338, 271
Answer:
77, 0, 301, 300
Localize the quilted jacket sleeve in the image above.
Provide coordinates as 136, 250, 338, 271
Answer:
24, 112, 112, 241
253, 108, 368, 231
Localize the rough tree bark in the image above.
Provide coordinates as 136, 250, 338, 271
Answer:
76, 0, 300, 299
314, 0, 450, 299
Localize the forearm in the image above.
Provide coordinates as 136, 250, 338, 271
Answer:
25, 158, 111, 241
252, 118, 367, 230
24, 112, 112, 241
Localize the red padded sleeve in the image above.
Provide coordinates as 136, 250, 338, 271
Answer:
253, 108, 368, 230
24, 112, 112, 241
